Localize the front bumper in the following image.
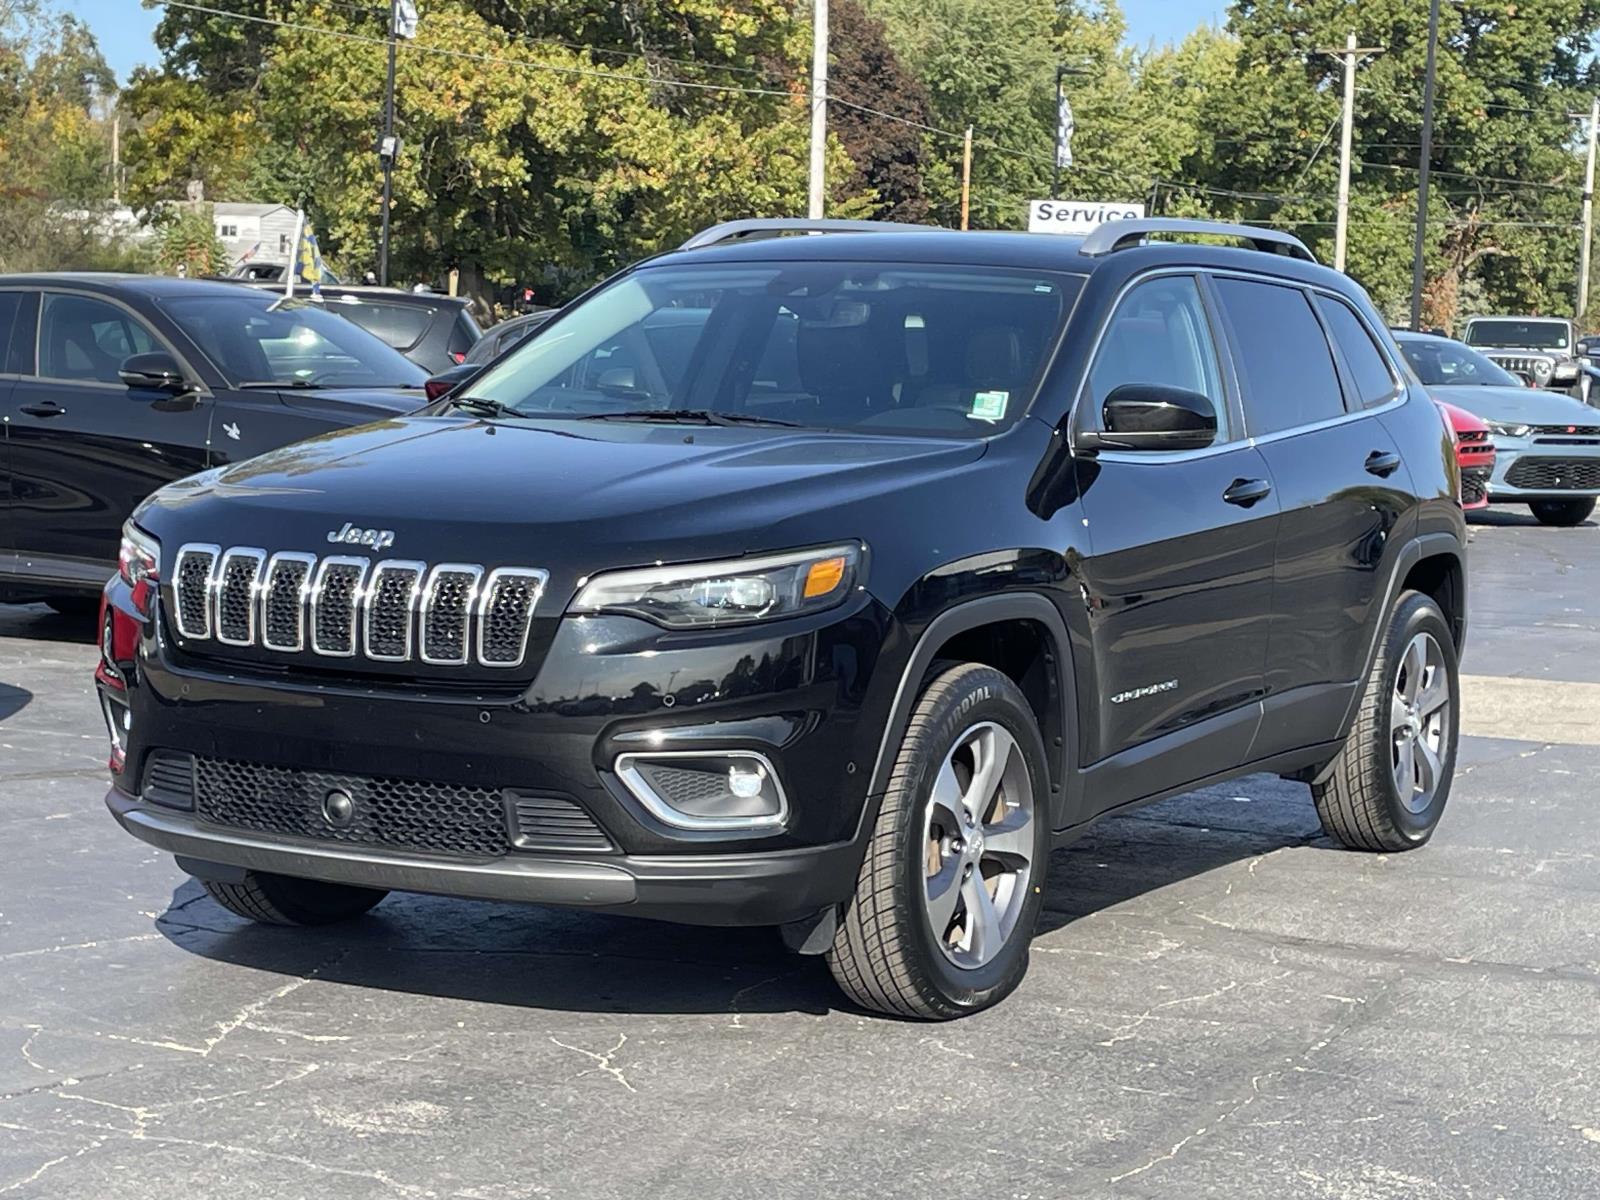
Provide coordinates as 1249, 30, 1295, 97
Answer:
106, 788, 862, 925
1486, 438, 1600, 500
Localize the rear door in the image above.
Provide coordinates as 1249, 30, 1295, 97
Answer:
1210, 276, 1412, 756
1073, 273, 1281, 813
0, 290, 29, 574
7, 290, 213, 583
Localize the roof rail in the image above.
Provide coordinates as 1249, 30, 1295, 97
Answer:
679, 218, 947, 250
1077, 218, 1317, 263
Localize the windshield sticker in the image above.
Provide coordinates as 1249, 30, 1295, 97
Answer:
970, 390, 1009, 422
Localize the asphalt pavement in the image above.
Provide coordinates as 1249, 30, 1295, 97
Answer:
2, 511, 1598, 1199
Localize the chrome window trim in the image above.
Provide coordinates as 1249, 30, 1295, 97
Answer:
613, 749, 789, 832
419, 563, 484, 666
259, 551, 317, 653
310, 556, 370, 658
364, 559, 427, 662
475, 567, 549, 668
171, 543, 221, 640
212, 547, 267, 647
1069, 264, 1412, 463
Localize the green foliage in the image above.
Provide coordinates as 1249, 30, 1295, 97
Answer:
152, 203, 229, 275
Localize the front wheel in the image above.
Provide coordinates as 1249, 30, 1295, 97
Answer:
1312, 591, 1459, 852
826, 663, 1050, 1020
201, 871, 388, 926
1529, 498, 1596, 526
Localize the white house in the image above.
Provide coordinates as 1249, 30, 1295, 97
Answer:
212, 203, 302, 269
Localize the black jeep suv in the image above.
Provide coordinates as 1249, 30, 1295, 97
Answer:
98, 218, 1466, 1019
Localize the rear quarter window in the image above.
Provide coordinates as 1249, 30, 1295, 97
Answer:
1315, 295, 1400, 409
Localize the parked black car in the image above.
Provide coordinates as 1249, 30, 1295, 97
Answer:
242, 284, 481, 373
100, 219, 1466, 1019
0, 275, 428, 610
462, 308, 556, 366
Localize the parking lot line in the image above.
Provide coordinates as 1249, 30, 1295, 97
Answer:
1460, 673, 1600, 745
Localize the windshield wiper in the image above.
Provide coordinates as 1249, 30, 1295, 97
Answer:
575, 409, 803, 428
450, 395, 520, 418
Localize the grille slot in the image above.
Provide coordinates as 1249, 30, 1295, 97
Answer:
165, 546, 544, 668
421, 565, 482, 665
508, 794, 614, 852
172, 545, 218, 639
142, 750, 197, 810
195, 757, 509, 858
1505, 457, 1600, 491
479, 569, 547, 667
261, 553, 315, 651
214, 549, 265, 646
312, 558, 369, 657
365, 561, 424, 661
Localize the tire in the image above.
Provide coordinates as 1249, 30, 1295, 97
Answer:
200, 871, 387, 926
827, 663, 1050, 1020
1529, 498, 1596, 527
45, 596, 100, 617
1312, 591, 1459, 852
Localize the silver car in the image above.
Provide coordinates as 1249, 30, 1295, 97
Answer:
1397, 331, 1600, 526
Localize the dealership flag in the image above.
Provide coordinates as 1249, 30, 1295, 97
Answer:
294, 220, 325, 298
1056, 92, 1075, 169
393, 0, 419, 38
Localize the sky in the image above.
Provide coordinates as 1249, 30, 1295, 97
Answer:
79, 0, 1227, 84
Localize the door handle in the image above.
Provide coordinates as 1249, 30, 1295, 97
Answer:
19, 403, 66, 418
1223, 477, 1273, 507
1365, 450, 1402, 478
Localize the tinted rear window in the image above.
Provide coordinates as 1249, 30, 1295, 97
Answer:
1213, 278, 1346, 435
1316, 295, 1399, 408
335, 301, 432, 350
0, 292, 24, 372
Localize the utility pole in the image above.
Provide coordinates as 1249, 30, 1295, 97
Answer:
806, 0, 828, 219
1579, 95, 1599, 322
960, 126, 973, 230
1318, 32, 1383, 273
377, 1, 399, 287
1409, 0, 1441, 329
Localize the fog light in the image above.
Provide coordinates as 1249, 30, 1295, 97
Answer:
614, 751, 787, 832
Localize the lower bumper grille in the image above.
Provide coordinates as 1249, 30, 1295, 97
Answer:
1461, 466, 1492, 506
1504, 457, 1600, 491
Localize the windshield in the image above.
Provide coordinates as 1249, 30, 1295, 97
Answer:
463, 262, 1083, 436
1462, 319, 1570, 350
159, 294, 428, 388
1399, 338, 1522, 388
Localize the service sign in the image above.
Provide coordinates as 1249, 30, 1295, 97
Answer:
1027, 199, 1146, 235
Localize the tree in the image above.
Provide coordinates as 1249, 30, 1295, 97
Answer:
828, 0, 932, 222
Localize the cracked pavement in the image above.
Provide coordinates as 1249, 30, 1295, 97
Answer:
3, 511, 1599, 1198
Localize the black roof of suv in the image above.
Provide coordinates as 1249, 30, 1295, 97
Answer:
101, 218, 1466, 1020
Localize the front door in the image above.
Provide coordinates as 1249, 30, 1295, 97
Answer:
1073, 274, 1281, 815
4, 291, 213, 587
1209, 279, 1414, 754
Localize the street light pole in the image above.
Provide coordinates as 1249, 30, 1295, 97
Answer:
1408, 0, 1441, 329
378, 0, 398, 287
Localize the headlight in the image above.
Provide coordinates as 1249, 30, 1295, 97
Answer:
572, 544, 863, 629
1486, 422, 1532, 438
118, 522, 160, 588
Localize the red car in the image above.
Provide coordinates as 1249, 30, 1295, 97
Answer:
1435, 399, 1495, 510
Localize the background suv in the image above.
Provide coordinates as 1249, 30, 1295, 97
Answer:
1461, 315, 1581, 395
99, 218, 1466, 1019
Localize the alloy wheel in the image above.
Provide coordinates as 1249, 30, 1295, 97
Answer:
1390, 631, 1451, 814
922, 721, 1036, 970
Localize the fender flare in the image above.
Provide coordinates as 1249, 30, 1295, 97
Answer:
864, 592, 1079, 830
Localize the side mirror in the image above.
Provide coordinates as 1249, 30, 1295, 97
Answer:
1077, 383, 1218, 453
120, 352, 189, 393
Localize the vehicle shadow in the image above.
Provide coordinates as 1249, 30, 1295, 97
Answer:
152, 780, 1322, 1018
0, 682, 32, 722
1468, 508, 1593, 528
0, 602, 98, 645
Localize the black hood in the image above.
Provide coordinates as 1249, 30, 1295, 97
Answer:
136, 415, 988, 601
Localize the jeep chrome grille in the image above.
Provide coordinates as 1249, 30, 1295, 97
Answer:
170, 543, 547, 669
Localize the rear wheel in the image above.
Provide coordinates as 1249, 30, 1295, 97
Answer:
1529, 498, 1595, 526
826, 663, 1049, 1020
200, 871, 388, 926
1312, 591, 1458, 852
